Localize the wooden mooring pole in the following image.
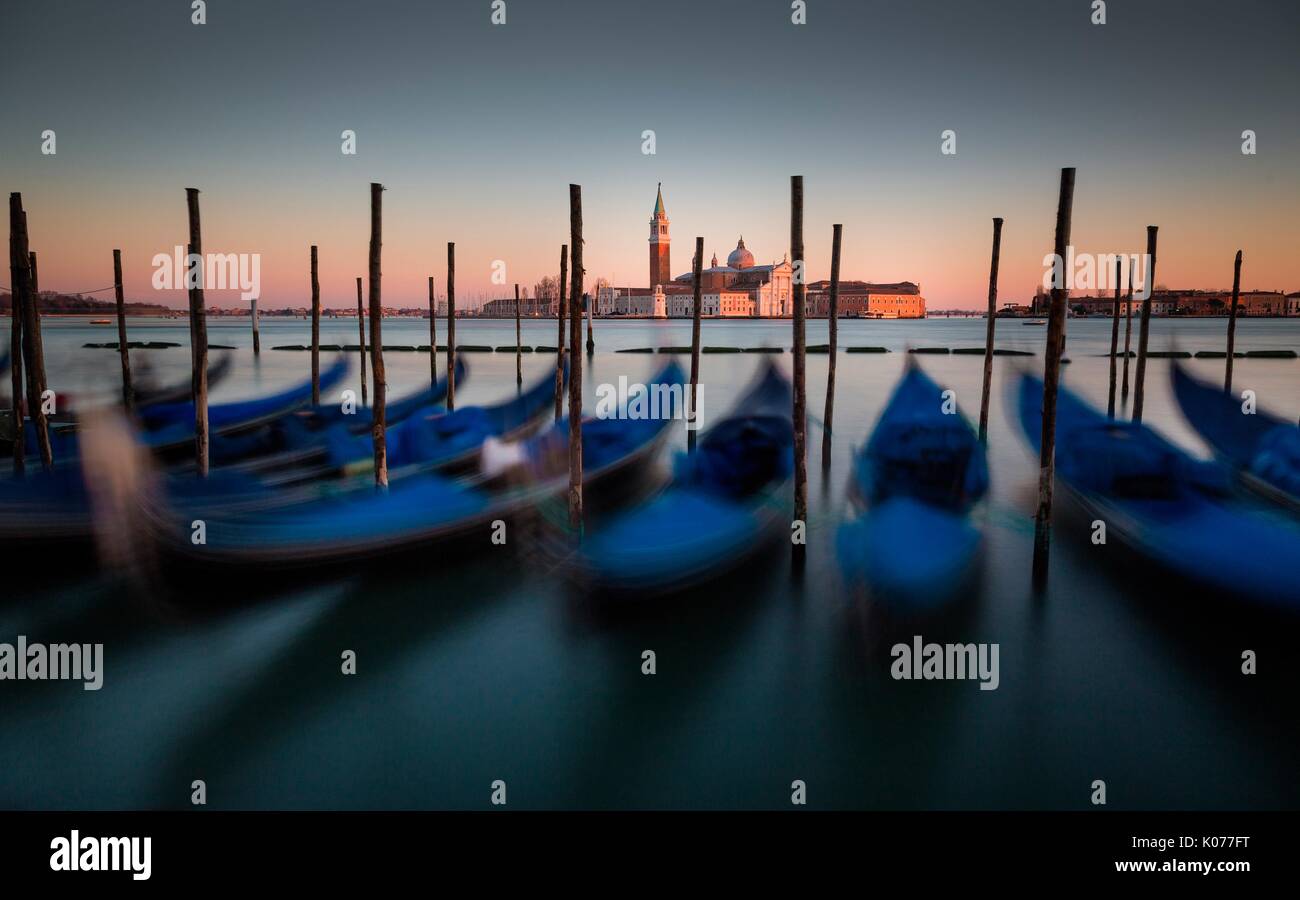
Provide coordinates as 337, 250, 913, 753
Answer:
428, 276, 437, 386
13, 222, 51, 471
790, 175, 808, 564
1120, 263, 1133, 402
1131, 226, 1158, 423
689, 236, 704, 451
446, 242, 456, 411
1106, 256, 1121, 418
310, 244, 321, 406
1031, 167, 1076, 594
368, 183, 387, 488
822, 223, 843, 467
185, 188, 209, 476
514, 282, 523, 386
585, 282, 594, 355
355, 277, 367, 406
251, 296, 261, 355
555, 244, 567, 420
977, 217, 1003, 442
113, 249, 133, 410
7, 204, 26, 475
1224, 250, 1242, 394
567, 185, 584, 532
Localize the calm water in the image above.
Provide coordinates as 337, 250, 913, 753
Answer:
2, 315, 1297, 809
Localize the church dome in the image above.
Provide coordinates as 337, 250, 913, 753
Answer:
727, 237, 754, 270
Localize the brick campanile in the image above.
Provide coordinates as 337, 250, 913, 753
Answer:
649, 183, 670, 288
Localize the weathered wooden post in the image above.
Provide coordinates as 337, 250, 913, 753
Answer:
185, 188, 209, 476
689, 236, 704, 451
368, 183, 387, 488
310, 244, 321, 405
7, 214, 25, 474
113, 249, 133, 410
821, 223, 843, 467
1131, 226, 1158, 423
355, 277, 367, 405
554, 244, 567, 420
1031, 167, 1076, 594
1120, 263, 1133, 402
428, 276, 437, 386
15, 232, 51, 470
790, 175, 808, 563
514, 282, 523, 386
446, 242, 456, 411
585, 282, 595, 355
568, 185, 584, 532
1224, 250, 1243, 394
977, 218, 1003, 442
1106, 256, 1121, 418
251, 296, 261, 355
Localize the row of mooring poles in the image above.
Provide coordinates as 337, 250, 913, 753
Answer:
310, 244, 321, 406
1107, 256, 1122, 419
554, 244, 567, 420
356, 276, 367, 406
8, 192, 52, 473
428, 276, 437, 387
821, 223, 842, 467
977, 218, 1003, 442
251, 296, 260, 355
514, 282, 523, 386
1131, 226, 1158, 423
1120, 263, 1133, 401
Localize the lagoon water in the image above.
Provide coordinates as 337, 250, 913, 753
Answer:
1, 315, 1297, 809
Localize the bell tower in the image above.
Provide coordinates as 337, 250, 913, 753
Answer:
649, 183, 670, 288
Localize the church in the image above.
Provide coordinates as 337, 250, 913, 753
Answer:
597, 185, 793, 318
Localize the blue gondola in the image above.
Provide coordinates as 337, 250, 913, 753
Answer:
1016, 372, 1300, 609
838, 363, 989, 611
1171, 362, 1300, 511
576, 359, 794, 594
155, 361, 684, 572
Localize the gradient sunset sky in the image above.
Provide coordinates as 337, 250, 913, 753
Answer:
2, 0, 1297, 309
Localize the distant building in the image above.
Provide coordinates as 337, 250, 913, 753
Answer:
805, 280, 925, 318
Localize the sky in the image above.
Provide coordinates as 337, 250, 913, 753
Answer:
1, 0, 1297, 310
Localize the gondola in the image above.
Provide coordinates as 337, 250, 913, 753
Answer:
1016, 372, 1300, 609
837, 363, 989, 611
1171, 362, 1300, 511
134, 353, 234, 407
205, 357, 467, 469
151, 360, 685, 574
573, 359, 793, 594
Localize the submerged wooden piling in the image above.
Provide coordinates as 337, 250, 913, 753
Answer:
1131, 226, 1158, 423
251, 296, 261, 355
112, 249, 133, 410
790, 176, 808, 560
822, 223, 843, 466
1224, 250, 1243, 394
555, 244, 567, 420
185, 188, 209, 476
689, 236, 704, 450
1120, 263, 1133, 401
446, 242, 456, 411
7, 208, 25, 474
1031, 167, 1076, 594
368, 183, 387, 488
428, 276, 437, 386
310, 244, 321, 405
355, 277, 367, 405
1106, 256, 1121, 418
977, 217, 1003, 442
514, 282, 523, 386
567, 185, 584, 532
